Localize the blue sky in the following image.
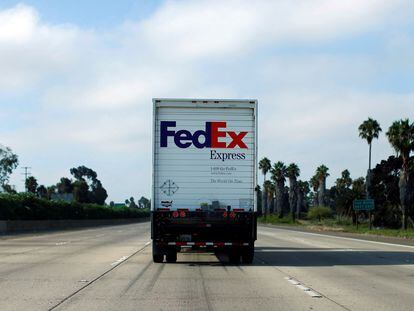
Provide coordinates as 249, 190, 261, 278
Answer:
1, 0, 414, 202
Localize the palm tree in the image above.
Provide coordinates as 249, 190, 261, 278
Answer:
359, 118, 382, 197
386, 119, 414, 230
309, 175, 319, 206
259, 157, 272, 216
286, 163, 300, 220
263, 180, 275, 215
359, 118, 382, 171
316, 165, 330, 207
259, 157, 272, 183
271, 161, 287, 217
296, 180, 309, 218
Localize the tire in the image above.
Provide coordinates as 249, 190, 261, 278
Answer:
166, 250, 177, 263
229, 249, 240, 264
241, 246, 254, 264
152, 242, 164, 263
153, 253, 164, 263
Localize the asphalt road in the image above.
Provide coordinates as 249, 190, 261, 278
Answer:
1, 222, 414, 311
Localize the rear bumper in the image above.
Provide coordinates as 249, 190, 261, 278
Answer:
151, 211, 257, 244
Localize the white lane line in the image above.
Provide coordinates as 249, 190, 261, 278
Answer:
297, 284, 310, 291
111, 256, 128, 266
110, 241, 151, 266
55, 241, 69, 246
263, 227, 414, 250
257, 248, 363, 252
284, 277, 322, 299
306, 290, 323, 298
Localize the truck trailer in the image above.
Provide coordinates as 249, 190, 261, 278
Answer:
151, 99, 258, 264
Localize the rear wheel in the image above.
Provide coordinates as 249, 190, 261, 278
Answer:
166, 250, 177, 263
229, 249, 240, 264
152, 242, 164, 263
241, 245, 254, 264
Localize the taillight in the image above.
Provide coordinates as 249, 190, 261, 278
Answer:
223, 211, 228, 218
172, 211, 179, 218
229, 212, 236, 219
180, 211, 186, 218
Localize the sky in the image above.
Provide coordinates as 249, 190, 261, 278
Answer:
1, 0, 414, 202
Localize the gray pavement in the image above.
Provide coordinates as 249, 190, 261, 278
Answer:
1, 222, 414, 310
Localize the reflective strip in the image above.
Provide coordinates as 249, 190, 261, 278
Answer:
166, 241, 249, 247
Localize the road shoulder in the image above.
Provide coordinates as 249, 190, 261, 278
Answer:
259, 223, 414, 247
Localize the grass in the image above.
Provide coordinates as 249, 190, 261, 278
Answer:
259, 214, 302, 226
258, 215, 414, 239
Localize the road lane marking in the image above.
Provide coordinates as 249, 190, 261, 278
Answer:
48, 240, 151, 311
306, 290, 323, 298
284, 277, 322, 298
110, 242, 151, 266
287, 278, 300, 285
111, 256, 128, 266
262, 227, 414, 250
55, 241, 69, 246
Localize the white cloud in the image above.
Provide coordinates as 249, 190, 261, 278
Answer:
135, 0, 408, 60
1, 1, 414, 200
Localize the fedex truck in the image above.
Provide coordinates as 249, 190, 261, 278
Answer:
151, 99, 257, 264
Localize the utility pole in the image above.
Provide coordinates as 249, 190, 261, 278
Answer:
21, 167, 31, 192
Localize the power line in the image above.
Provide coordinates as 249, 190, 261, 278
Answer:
21, 166, 31, 192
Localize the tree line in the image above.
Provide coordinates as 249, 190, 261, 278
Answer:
0, 145, 150, 208
258, 118, 414, 229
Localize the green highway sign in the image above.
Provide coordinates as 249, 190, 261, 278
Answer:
353, 199, 375, 211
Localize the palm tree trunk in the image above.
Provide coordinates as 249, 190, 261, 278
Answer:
366, 143, 372, 199
296, 191, 303, 219
399, 171, 408, 230
289, 178, 297, 221
276, 181, 284, 217
369, 142, 372, 171
318, 179, 326, 207
262, 187, 267, 217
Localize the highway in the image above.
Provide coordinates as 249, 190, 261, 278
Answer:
1, 222, 414, 311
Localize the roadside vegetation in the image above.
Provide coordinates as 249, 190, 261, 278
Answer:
0, 193, 149, 220
0, 144, 150, 220
257, 117, 414, 237
259, 214, 414, 239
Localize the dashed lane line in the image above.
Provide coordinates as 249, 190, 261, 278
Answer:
48, 241, 151, 311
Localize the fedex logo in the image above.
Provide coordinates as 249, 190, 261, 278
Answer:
160, 121, 248, 149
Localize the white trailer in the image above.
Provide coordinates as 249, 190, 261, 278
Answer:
151, 99, 258, 264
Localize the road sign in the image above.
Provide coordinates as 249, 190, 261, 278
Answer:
353, 199, 375, 211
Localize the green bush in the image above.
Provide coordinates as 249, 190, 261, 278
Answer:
258, 214, 299, 225
0, 193, 150, 220
307, 206, 332, 222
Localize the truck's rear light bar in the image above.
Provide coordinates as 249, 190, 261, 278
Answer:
165, 241, 250, 247
233, 208, 245, 212
157, 208, 170, 211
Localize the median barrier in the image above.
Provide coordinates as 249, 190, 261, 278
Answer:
0, 218, 149, 234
